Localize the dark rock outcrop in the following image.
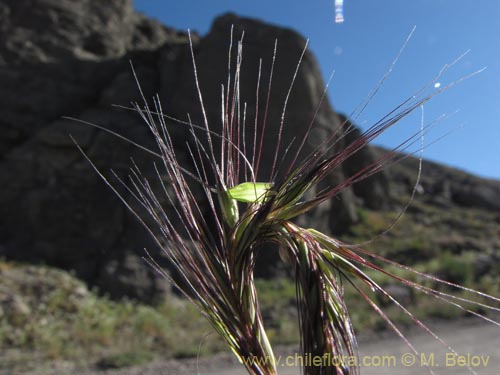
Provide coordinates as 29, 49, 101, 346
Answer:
0, 0, 181, 302
0, 0, 176, 155
338, 114, 390, 210
0, 2, 364, 301
1, 1, 499, 302
382, 147, 500, 211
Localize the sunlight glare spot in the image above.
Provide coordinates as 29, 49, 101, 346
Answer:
334, 0, 344, 23
434, 82, 441, 88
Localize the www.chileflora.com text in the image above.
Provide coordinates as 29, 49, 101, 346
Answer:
242, 352, 491, 369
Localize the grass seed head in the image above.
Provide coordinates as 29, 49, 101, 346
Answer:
76, 23, 500, 375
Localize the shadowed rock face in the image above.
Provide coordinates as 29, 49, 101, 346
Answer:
1, 1, 498, 302
0, 0, 171, 65
0, 3, 362, 297
0, 0, 180, 303
0, 0, 178, 155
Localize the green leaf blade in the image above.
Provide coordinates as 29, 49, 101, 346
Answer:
227, 182, 273, 203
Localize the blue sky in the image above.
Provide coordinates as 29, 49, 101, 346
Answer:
134, 0, 500, 180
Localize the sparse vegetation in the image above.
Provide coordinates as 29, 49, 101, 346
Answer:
0, 259, 225, 372
2, 189, 499, 373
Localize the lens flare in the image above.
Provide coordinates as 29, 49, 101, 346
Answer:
335, 0, 344, 23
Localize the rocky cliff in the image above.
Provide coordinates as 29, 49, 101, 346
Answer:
1, 0, 499, 303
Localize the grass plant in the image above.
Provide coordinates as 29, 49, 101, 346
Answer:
73, 28, 500, 375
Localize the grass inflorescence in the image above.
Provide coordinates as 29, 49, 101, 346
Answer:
71, 26, 500, 375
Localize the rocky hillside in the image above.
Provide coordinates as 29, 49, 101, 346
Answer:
1, 0, 499, 305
